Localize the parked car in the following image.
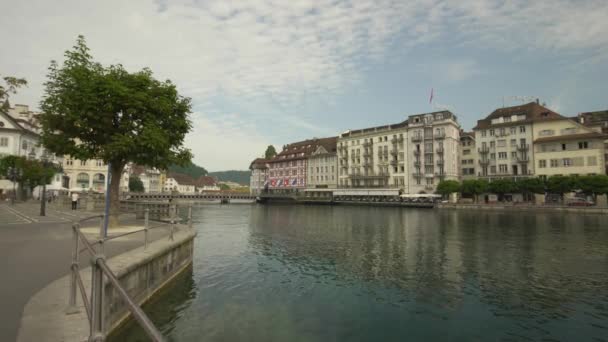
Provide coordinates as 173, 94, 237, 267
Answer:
566, 198, 595, 206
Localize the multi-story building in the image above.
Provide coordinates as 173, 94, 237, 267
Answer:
163, 173, 196, 193
122, 164, 162, 193
473, 102, 561, 179
576, 110, 608, 174
532, 117, 606, 178
63, 157, 109, 192
249, 158, 269, 195
337, 110, 460, 193
338, 122, 408, 189
267, 137, 336, 193
307, 138, 338, 189
407, 111, 460, 193
195, 176, 220, 192
459, 131, 476, 180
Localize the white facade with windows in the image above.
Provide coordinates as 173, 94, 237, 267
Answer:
307, 145, 338, 188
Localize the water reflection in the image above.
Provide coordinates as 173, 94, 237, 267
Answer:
117, 205, 608, 341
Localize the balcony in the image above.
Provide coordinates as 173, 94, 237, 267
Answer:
434, 132, 446, 140
517, 144, 529, 151
362, 141, 373, 147
412, 171, 422, 178
425, 184, 435, 190
424, 159, 434, 165
414, 161, 421, 167
437, 159, 444, 166
425, 149, 434, 154
391, 136, 404, 144
390, 160, 398, 166
411, 135, 423, 142
390, 149, 398, 156
363, 151, 371, 158
349, 173, 389, 180
425, 173, 435, 178
479, 159, 490, 166
435, 172, 445, 178
436, 147, 444, 154
478, 146, 490, 154
413, 149, 421, 156
516, 155, 529, 163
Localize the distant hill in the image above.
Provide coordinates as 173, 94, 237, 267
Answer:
168, 162, 208, 178
209, 170, 251, 185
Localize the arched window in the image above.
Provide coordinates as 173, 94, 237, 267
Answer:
76, 173, 90, 189
92, 173, 105, 192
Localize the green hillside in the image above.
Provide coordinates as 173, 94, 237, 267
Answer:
209, 170, 251, 185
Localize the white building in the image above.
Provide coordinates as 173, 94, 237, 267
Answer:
307, 140, 338, 189
123, 164, 162, 193
249, 158, 269, 195
163, 173, 196, 193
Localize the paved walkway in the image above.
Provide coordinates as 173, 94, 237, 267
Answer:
0, 202, 170, 341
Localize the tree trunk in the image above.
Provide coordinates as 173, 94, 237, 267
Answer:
108, 162, 124, 228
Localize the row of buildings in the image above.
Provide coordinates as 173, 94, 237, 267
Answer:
0, 104, 220, 197
250, 101, 608, 195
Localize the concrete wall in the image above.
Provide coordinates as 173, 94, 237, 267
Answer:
104, 230, 195, 333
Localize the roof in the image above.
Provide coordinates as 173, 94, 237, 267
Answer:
534, 132, 608, 143
194, 176, 217, 187
167, 172, 196, 186
579, 110, 608, 123
268, 136, 337, 163
0, 109, 40, 137
474, 102, 564, 130
341, 120, 408, 138
249, 158, 269, 170
460, 131, 474, 139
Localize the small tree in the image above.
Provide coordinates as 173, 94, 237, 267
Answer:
0, 155, 58, 199
39, 36, 192, 227
488, 178, 516, 201
546, 175, 576, 202
516, 177, 545, 202
128, 176, 145, 192
436, 180, 460, 199
461, 179, 489, 203
1, 74, 27, 106
265, 145, 277, 159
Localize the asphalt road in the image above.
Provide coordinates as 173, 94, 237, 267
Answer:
0, 203, 169, 342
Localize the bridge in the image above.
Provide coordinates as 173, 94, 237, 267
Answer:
123, 191, 256, 202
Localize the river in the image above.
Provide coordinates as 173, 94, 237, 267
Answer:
113, 204, 608, 341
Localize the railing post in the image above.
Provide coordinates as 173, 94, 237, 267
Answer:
98, 214, 105, 254
144, 208, 149, 250
170, 219, 175, 241
188, 205, 192, 228
89, 254, 105, 342
66, 223, 80, 314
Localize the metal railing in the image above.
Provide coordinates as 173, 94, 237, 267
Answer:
66, 205, 194, 341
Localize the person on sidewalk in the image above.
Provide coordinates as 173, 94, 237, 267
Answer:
71, 192, 79, 210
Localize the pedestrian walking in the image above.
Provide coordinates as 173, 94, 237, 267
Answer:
71, 192, 79, 210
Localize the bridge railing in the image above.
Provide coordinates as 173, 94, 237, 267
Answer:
66, 205, 193, 341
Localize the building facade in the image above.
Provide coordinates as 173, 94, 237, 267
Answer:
163, 173, 196, 193
532, 118, 606, 178
338, 122, 408, 189
407, 111, 460, 193
249, 158, 269, 195
267, 137, 336, 193
459, 131, 476, 180
473, 102, 558, 179
63, 158, 109, 192
307, 142, 338, 189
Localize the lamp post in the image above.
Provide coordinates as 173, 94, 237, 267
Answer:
40, 154, 50, 216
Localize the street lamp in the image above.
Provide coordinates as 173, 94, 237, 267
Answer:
40, 154, 51, 216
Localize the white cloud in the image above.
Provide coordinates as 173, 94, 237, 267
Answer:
1, 0, 607, 169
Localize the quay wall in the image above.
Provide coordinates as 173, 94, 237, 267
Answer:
437, 203, 608, 214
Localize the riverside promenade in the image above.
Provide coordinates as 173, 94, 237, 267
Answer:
0, 202, 170, 341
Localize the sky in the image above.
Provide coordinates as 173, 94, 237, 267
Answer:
2, 0, 608, 171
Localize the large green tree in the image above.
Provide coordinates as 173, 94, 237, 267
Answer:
546, 175, 576, 201
436, 180, 460, 198
460, 179, 488, 203
578, 175, 608, 202
488, 178, 517, 200
515, 177, 545, 202
265, 145, 277, 159
39, 36, 192, 227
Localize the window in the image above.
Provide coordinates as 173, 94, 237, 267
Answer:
539, 129, 554, 136
578, 141, 588, 149
497, 140, 506, 147
519, 126, 526, 133
463, 149, 470, 155
510, 139, 516, 146
510, 127, 516, 134
481, 130, 487, 137
65, 159, 73, 166
0, 137, 8, 147
96, 160, 103, 167
490, 166, 496, 174
562, 144, 566, 151
499, 164, 508, 173
489, 129, 494, 136
490, 153, 496, 160
499, 128, 506, 135
563, 158, 572, 167
498, 152, 507, 159
80, 160, 86, 166
539, 160, 546, 168
550, 159, 559, 167
588, 156, 597, 166
490, 141, 495, 148
504, 117, 511, 122
511, 152, 517, 159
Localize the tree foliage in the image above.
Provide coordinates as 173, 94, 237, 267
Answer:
265, 145, 277, 159
0, 74, 27, 106
168, 162, 207, 178
436, 180, 460, 197
515, 177, 545, 195
546, 175, 576, 196
487, 178, 517, 196
128, 175, 145, 192
39, 36, 192, 226
0, 155, 59, 190
219, 183, 230, 191
461, 179, 488, 197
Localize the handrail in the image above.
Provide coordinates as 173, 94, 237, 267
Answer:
66, 203, 194, 342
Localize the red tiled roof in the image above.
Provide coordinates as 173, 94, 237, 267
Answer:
249, 158, 269, 170
268, 136, 337, 163
534, 132, 608, 143
473, 102, 564, 130
194, 176, 217, 187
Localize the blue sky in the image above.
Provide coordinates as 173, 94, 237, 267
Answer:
1, 0, 607, 170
